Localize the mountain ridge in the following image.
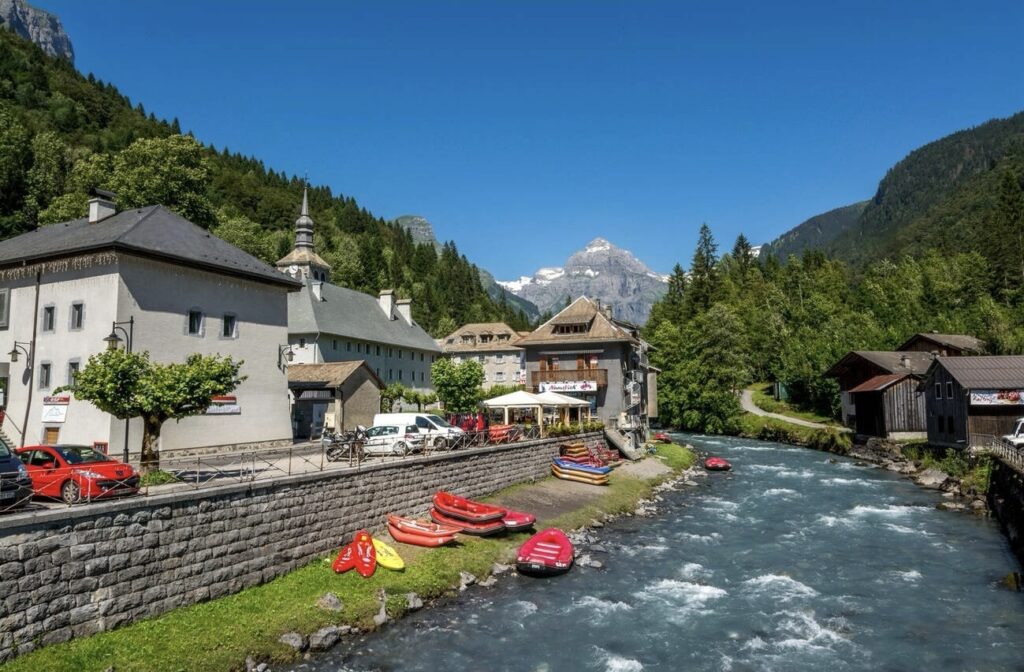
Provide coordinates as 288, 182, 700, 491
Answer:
0, 0, 72, 62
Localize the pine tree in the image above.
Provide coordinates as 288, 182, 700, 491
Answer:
683, 223, 719, 318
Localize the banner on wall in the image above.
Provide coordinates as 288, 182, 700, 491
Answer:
539, 380, 597, 393
41, 395, 70, 423
969, 389, 1024, 406
205, 395, 241, 415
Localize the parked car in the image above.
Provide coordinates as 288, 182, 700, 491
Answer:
362, 424, 425, 456
0, 441, 33, 512
16, 444, 140, 504
372, 413, 465, 450
1003, 417, 1024, 447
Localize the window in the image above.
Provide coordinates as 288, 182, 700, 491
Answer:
221, 313, 237, 338
419, 352, 424, 362
187, 309, 204, 336
399, 370, 404, 381
495, 371, 506, 382
398, 350, 402, 360
946, 381, 953, 399
42, 305, 55, 332
299, 337, 307, 348
496, 353, 504, 362
947, 416, 955, 435
70, 302, 84, 330
39, 362, 51, 389
934, 383, 942, 400
937, 415, 945, 433
389, 369, 393, 380
376, 345, 381, 356
388, 348, 393, 357
0, 288, 9, 329
67, 360, 80, 386
478, 355, 485, 363
347, 341, 352, 352
357, 343, 363, 354
333, 339, 338, 350
420, 371, 424, 382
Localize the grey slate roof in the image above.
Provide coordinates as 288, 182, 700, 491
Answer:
931, 356, 1024, 389
289, 282, 442, 353
0, 206, 301, 289
897, 333, 985, 354
825, 350, 935, 378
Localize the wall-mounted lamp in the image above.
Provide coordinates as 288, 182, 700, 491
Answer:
8, 341, 31, 364
278, 345, 295, 370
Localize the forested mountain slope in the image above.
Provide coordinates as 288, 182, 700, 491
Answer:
763, 201, 867, 260
0, 28, 531, 335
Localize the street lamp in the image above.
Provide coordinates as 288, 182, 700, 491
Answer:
104, 317, 134, 462
7, 341, 31, 364
278, 345, 295, 370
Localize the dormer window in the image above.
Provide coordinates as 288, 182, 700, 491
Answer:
554, 322, 588, 335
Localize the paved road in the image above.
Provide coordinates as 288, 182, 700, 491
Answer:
740, 389, 850, 432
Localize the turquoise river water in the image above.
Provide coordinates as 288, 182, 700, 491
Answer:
289, 434, 1024, 671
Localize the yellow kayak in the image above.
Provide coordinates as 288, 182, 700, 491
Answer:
372, 537, 405, 570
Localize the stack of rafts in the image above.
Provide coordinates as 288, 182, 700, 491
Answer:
551, 441, 616, 485
428, 491, 537, 536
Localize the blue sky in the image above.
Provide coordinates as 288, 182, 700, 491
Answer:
44, 1, 1024, 278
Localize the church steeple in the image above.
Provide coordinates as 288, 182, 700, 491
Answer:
295, 187, 314, 250
276, 186, 331, 284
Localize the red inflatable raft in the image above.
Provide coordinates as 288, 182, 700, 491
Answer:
332, 529, 377, 577
501, 508, 536, 532
386, 514, 459, 547
653, 432, 671, 443
432, 491, 506, 523
430, 506, 505, 536
704, 457, 732, 472
388, 523, 456, 547
516, 528, 574, 576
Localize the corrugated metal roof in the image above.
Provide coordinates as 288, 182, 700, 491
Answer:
934, 356, 1024, 389
849, 373, 909, 394
288, 282, 442, 353
0, 205, 301, 289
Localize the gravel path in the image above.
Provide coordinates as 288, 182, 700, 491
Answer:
740, 389, 850, 431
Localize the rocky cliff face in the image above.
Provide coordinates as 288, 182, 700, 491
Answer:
499, 238, 667, 325
0, 0, 73, 62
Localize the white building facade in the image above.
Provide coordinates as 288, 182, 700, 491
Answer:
0, 198, 299, 456
441, 322, 526, 389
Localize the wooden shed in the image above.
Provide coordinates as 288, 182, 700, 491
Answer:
288, 361, 383, 439
824, 351, 933, 435
920, 356, 1024, 449
897, 333, 985, 357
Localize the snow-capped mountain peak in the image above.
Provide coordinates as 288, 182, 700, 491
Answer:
498, 237, 667, 324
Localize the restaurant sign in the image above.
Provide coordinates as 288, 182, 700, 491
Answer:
539, 380, 597, 393
205, 395, 241, 415
969, 389, 1024, 406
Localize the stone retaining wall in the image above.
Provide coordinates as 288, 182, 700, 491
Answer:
0, 433, 599, 662
988, 458, 1024, 565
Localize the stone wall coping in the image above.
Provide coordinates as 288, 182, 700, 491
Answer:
0, 432, 600, 535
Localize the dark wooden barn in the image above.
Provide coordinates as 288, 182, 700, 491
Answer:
825, 351, 933, 437
920, 356, 1024, 449
897, 333, 985, 357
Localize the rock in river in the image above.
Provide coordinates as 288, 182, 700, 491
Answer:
916, 468, 950, 489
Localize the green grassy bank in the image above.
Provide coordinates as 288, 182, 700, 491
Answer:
749, 383, 839, 426
3, 444, 694, 672
738, 412, 852, 454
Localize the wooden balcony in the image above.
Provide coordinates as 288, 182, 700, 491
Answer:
530, 368, 608, 389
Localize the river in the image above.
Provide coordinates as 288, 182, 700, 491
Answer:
289, 435, 1024, 671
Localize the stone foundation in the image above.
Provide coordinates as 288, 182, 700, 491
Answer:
0, 433, 598, 662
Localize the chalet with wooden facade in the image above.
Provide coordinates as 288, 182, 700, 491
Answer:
824, 351, 933, 439
897, 333, 985, 357
920, 356, 1024, 449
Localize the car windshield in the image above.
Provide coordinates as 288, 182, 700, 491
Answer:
426, 415, 453, 429
55, 445, 110, 464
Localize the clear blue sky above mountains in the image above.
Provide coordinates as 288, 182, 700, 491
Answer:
45, 1, 1024, 278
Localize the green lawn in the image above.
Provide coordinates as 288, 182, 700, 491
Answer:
738, 412, 851, 454
3, 444, 694, 672
749, 382, 839, 426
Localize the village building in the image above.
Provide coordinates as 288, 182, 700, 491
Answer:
824, 351, 933, 439
919, 356, 1024, 449
0, 194, 300, 456
516, 296, 656, 454
286, 361, 383, 438
276, 191, 442, 400
897, 332, 986, 357
440, 322, 525, 389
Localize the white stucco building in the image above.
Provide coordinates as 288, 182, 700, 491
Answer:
0, 195, 300, 456
277, 191, 442, 390
440, 322, 526, 389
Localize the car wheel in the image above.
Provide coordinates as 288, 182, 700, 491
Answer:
61, 480, 81, 505
433, 437, 447, 451
394, 441, 408, 456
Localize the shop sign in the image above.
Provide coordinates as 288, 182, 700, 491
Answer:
539, 380, 597, 393
41, 395, 70, 423
970, 389, 1024, 406
205, 395, 241, 415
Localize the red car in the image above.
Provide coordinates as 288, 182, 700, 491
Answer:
16, 444, 140, 504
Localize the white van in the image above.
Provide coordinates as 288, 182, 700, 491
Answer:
372, 413, 464, 449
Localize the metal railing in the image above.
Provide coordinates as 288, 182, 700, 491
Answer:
974, 434, 1024, 473
0, 424, 558, 513
529, 368, 608, 388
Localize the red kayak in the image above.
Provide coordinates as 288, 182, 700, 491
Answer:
516, 528, 574, 576
332, 529, 377, 576
501, 508, 536, 532
653, 432, 671, 443
433, 491, 506, 523
430, 506, 506, 536
388, 523, 456, 547
387, 513, 461, 538
704, 457, 732, 471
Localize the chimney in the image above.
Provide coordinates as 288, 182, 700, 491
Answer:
88, 188, 117, 223
378, 289, 395, 319
900, 354, 910, 369
311, 280, 324, 302
396, 298, 412, 324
